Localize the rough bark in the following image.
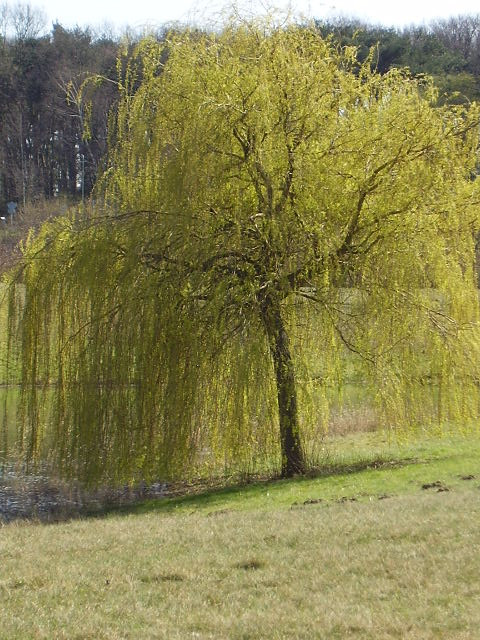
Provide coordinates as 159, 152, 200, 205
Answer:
261, 295, 305, 477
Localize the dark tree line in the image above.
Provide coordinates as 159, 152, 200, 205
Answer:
2, 4, 480, 213
316, 15, 480, 101
0, 3, 120, 211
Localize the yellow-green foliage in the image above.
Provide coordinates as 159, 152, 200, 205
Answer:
3, 17, 480, 484
0, 283, 7, 382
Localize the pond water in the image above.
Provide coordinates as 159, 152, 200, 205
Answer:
0, 388, 171, 522
0, 464, 168, 523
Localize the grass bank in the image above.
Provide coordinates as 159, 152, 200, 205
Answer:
1, 432, 480, 639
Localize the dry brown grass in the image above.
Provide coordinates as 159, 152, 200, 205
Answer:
0, 197, 71, 274
328, 405, 379, 437
1, 486, 480, 639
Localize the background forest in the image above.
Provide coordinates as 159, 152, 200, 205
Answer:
2, 6, 480, 216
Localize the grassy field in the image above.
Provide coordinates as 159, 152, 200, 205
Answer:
1, 432, 480, 639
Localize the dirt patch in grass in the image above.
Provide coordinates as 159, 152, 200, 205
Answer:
235, 559, 265, 571
421, 480, 450, 492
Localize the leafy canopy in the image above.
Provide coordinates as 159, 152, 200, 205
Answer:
4, 18, 480, 483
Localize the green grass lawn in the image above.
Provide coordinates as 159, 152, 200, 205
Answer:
1, 432, 480, 639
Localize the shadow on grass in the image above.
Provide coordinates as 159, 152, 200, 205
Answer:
99, 455, 420, 519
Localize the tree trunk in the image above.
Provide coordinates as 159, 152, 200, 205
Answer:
261, 295, 305, 477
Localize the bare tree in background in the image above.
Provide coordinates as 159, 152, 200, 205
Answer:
10, 2, 46, 40
432, 14, 480, 72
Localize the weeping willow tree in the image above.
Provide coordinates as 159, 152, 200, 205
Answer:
4, 18, 480, 483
